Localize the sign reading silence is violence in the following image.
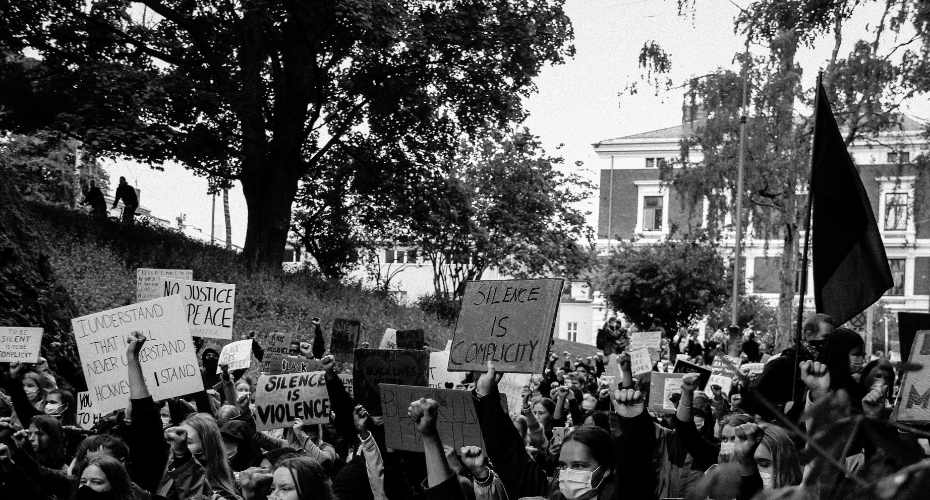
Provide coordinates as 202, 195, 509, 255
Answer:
253, 371, 330, 431
448, 278, 563, 374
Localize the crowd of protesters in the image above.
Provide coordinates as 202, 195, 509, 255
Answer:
0, 312, 922, 500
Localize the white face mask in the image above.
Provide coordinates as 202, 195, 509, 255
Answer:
558, 467, 600, 499
44, 402, 64, 416
719, 441, 735, 462
759, 470, 774, 490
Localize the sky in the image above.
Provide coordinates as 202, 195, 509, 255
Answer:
102, 0, 929, 248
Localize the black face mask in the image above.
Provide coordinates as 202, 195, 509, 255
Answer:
77, 486, 116, 500
202, 356, 219, 372
805, 340, 826, 361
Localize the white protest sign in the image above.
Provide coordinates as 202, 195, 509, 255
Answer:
498, 373, 532, 415
429, 349, 463, 388
160, 278, 235, 339
253, 372, 330, 430
72, 295, 204, 415
0, 327, 43, 363
76, 391, 103, 431
630, 331, 662, 352
707, 374, 733, 396
379, 328, 397, 349
630, 348, 653, 376
136, 268, 192, 302
217, 339, 253, 373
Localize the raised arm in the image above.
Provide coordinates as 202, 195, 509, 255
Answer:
674, 373, 720, 468
409, 397, 466, 500
125, 331, 170, 493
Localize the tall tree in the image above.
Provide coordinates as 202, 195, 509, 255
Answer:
0, 0, 575, 268
223, 187, 231, 250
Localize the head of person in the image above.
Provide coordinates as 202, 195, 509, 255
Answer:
235, 381, 252, 402
73, 434, 131, 476
718, 413, 753, 463
23, 371, 52, 404
582, 411, 611, 433
259, 448, 303, 470
76, 455, 134, 500
201, 348, 219, 370
754, 424, 802, 490
270, 456, 334, 500
575, 364, 590, 382
823, 328, 866, 389
568, 374, 582, 391
179, 413, 235, 492
44, 388, 76, 424
118, 176, 126, 185
532, 398, 556, 428
692, 406, 710, 433
29, 414, 66, 468
860, 359, 895, 397
801, 313, 835, 357
216, 404, 243, 428
557, 425, 613, 499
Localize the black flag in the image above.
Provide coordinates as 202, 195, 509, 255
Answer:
811, 83, 893, 325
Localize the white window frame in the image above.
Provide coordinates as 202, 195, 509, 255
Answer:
634, 180, 670, 236
876, 176, 915, 239
566, 321, 578, 342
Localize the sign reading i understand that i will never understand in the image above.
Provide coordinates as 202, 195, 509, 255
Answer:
71, 295, 204, 415
448, 279, 563, 373
379, 384, 487, 452
160, 278, 235, 339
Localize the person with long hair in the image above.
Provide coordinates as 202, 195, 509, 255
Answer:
23, 370, 56, 412
552, 425, 616, 499
753, 423, 802, 491
161, 412, 239, 499
268, 456, 335, 500
44, 388, 77, 426
74, 455, 137, 500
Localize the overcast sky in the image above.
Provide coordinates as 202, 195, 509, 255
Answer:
103, 0, 929, 248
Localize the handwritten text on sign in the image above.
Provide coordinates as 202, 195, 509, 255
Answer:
894, 331, 930, 422
77, 391, 103, 431
253, 372, 330, 430
161, 278, 235, 339
72, 295, 203, 415
217, 339, 253, 373
136, 268, 192, 302
380, 384, 486, 452
259, 332, 292, 374
0, 327, 43, 363
449, 279, 563, 373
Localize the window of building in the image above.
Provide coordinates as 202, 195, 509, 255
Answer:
645, 158, 655, 168
642, 196, 664, 231
634, 180, 669, 235
887, 259, 906, 296
887, 151, 910, 164
644, 157, 669, 169
566, 322, 578, 342
883, 193, 909, 231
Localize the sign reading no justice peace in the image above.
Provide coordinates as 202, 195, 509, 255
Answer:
448, 279, 563, 373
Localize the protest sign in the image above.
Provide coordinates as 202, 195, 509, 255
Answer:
354, 349, 428, 415
429, 347, 464, 389
280, 356, 323, 374
740, 363, 765, 376
160, 278, 235, 339
630, 331, 662, 352
0, 326, 43, 363
709, 355, 741, 395
397, 329, 425, 349
217, 339, 253, 373
339, 373, 354, 398
136, 268, 192, 302
648, 372, 684, 414
499, 373, 532, 415
253, 372, 330, 430
630, 348, 653, 376
72, 295, 203, 414
379, 328, 397, 349
673, 359, 712, 389
259, 332, 292, 374
894, 331, 930, 423
76, 391, 103, 431
449, 279, 564, 373
380, 384, 486, 452
330, 319, 360, 356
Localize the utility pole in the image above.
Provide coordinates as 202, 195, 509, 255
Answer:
731, 38, 750, 327
210, 192, 216, 245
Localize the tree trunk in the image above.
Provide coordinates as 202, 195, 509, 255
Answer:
223, 188, 231, 250
776, 201, 799, 352
241, 159, 299, 270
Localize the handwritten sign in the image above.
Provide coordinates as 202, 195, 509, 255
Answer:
895, 331, 930, 422
76, 391, 103, 431
397, 329, 425, 349
354, 349, 428, 415
499, 373, 532, 415
160, 278, 235, 339
72, 295, 203, 414
630, 348, 653, 376
429, 349, 463, 389
280, 356, 322, 374
673, 359, 712, 389
330, 319, 360, 356
648, 372, 684, 414
709, 355, 741, 395
136, 268, 192, 302
449, 279, 563, 373
217, 339, 253, 373
0, 327, 43, 363
259, 332, 292, 374
253, 372, 330, 430
339, 373, 354, 398
380, 384, 486, 452
379, 328, 397, 349
630, 331, 662, 352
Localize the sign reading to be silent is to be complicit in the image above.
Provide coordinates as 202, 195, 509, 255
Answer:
448, 278, 563, 374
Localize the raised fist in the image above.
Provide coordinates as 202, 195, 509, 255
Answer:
680, 373, 701, 395
126, 331, 147, 359
353, 405, 371, 434
459, 445, 489, 479
800, 360, 831, 400
612, 388, 644, 418
408, 398, 439, 437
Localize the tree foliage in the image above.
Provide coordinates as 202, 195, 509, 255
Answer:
0, 0, 575, 268
600, 236, 728, 332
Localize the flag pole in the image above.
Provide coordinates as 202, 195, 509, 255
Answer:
792, 71, 822, 402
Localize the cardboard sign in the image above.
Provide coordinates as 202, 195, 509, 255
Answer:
161, 278, 235, 339
894, 331, 930, 423
280, 356, 323, 374
339, 373, 354, 398
380, 384, 486, 452
354, 349, 428, 415
0, 327, 43, 363
217, 339, 253, 373
630, 348, 653, 376
76, 391, 103, 431
498, 373, 532, 415
253, 372, 330, 430
259, 332, 293, 374
449, 279, 564, 373
630, 331, 662, 352
136, 268, 192, 302
330, 319, 360, 356
648, 372, 684, 414
673, 359, 712, 389
397, 329, 425, 350
709, 355, 741, 395
429, 349, 463, 389
72, 295, 204, 414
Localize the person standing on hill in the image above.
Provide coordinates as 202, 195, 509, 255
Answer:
312, 317, 326, 359
83, 180, 107, 219
112, 176, 139, 224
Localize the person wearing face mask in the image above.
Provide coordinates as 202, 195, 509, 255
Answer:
821, 328, 868, 406
752, 423, 801, 492
23, 370, 55, 412
74, 455, 137, 500
45, 388, 77, 426
200, 348, 221, 388
552, 426, 616, 499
